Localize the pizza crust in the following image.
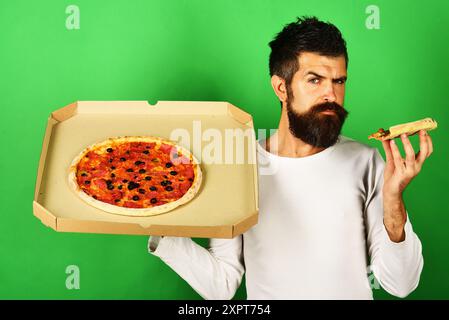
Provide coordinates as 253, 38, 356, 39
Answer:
68, 136, 202, 217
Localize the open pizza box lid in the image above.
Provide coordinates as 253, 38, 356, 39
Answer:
33, 101, 259, 239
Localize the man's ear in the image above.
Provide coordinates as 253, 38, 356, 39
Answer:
271, 75, 288, 104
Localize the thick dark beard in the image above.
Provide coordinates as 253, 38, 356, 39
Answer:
286, 99, 349, 148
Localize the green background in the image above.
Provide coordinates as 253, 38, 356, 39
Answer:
0, 0, 447, 299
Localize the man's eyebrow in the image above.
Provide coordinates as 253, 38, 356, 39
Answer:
334, 76, 347, 82
305, 71, 347, 81
305, 71, 325, 78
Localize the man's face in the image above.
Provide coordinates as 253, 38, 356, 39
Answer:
285, 52, 349, 148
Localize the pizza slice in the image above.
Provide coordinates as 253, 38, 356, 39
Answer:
368, 117, 438, 141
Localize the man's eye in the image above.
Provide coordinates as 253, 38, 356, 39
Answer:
309, 78, 320, 84
336, 79, 346, 84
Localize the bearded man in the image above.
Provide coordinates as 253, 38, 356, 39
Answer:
147, 16, 432, 300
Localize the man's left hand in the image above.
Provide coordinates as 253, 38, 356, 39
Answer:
382, 130, 433, 197
380, 130, 433, 242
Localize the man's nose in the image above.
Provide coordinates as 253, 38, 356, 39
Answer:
323, 84, 337, 103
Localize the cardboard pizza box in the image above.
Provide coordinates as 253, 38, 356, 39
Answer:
33, 101, 259, 238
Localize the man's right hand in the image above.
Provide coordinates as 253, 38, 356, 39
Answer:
148, 236, 164, 252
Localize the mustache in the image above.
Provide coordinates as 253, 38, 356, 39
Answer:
309, 101, 347, 115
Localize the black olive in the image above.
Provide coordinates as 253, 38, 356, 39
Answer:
165, 186, 173, 191
84, 181, 91, 185
163, 175, 168, 179
111, 173, 115, 178
132, 195, 139, 201
127, 168, 133, 172
109, 159, 113, 163
165, 162, 173, 168
143, 150, 149, 154
149, 186, 157, 191
120, 157, 126, 162
160, 180, 168, 186
114, 199, 120, 203
145, 176, 151, 181
128, 181, 140, 190
126, 151, 130, 154
93, 195, 97, 199
138, 189, 145, 194
118, 185, 123, 190
111, 166, 116, 170
170, 171, 177, 175
135, 161, 145, 166
166, 180, 172, 185
107, 148, 113, 153
106, 179, 112, 184
188, 178, 193, 182
139, 169, 146, 174
107, 185, 114, 190
123, 179, 128, 183
150, 198, 157, 204
81, 173, 87, 177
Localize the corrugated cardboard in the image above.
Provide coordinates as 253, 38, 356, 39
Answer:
33, 101, 259, 238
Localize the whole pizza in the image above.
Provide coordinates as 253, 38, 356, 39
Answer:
68, 136, 202, 217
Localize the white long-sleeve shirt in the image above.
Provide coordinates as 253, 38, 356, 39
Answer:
148, 135, 424, 300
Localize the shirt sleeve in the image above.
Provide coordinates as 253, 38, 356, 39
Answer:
363, 148, 424, 298
147, 235, 245, 300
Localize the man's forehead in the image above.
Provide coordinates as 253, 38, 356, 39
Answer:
297, 52, 347, 76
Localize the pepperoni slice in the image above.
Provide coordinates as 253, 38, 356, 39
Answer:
183, 167, 194, 179
91, 169, 108, 178
159, 143, 173, 154
93, 179, 107, 190
123, 201, 143, 208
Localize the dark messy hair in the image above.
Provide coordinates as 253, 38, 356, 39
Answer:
269, 16, 348, 104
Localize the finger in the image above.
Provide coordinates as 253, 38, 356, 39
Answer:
417, 130, 429, 164
382, 140, 393, 163
400, 134, 415, 168
390, 139, 405, 171
381, 140, 395, 175
427, 134, 433, 157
